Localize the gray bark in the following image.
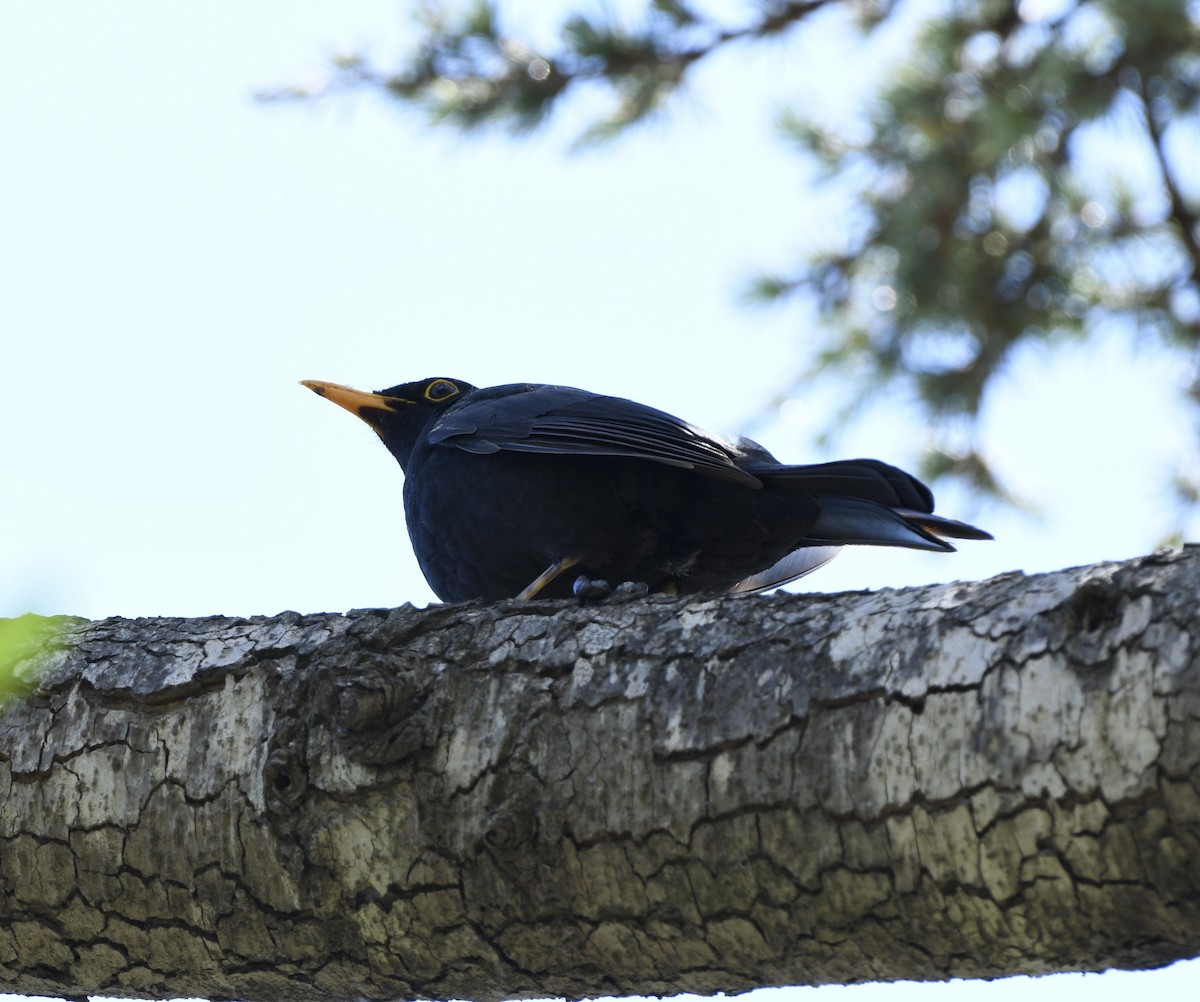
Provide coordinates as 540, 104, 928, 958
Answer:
1, 548, 1199, 1002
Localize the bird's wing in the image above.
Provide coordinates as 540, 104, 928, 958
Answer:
427, 384, 762, 487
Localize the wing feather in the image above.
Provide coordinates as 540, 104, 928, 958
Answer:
428, 384, 763, 487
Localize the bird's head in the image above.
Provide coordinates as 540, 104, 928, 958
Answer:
301, 377, 476, 471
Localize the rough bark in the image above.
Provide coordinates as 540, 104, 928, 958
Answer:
1, 548, 1199, 1002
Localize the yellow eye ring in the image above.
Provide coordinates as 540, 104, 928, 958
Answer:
425, 379, 459, 402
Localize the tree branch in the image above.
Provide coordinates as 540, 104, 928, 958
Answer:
1134, 72, 1200, 281
3, 549, 1200, 1001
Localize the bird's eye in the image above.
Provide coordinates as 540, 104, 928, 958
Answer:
425, 379, 460, 402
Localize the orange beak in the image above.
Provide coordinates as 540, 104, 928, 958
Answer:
301, 379, 406, 435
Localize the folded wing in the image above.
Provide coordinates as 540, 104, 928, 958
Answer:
427, 383, 763, 487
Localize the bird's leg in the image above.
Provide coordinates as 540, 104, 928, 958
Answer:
516, 556, 581, 601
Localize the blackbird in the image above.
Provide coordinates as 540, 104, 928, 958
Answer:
302, 377, 991, 602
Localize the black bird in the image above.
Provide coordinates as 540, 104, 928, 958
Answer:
302, 377, 991, 602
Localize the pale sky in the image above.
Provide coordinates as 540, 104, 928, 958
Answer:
2, 1, 1196, 1000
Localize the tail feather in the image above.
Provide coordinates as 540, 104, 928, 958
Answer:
895, 509, 994, 542
806, 497, 954, 551
758, 458, 992, 547
756, 458, 934, 511
729, 501, 992, 595
729, 458, 991, 594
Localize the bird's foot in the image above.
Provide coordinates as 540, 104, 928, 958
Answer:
613, 580, 650, 599
572, 576, 612, 601
572, 576, 650, 603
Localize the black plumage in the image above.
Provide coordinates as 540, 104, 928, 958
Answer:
303, 377, 991, 602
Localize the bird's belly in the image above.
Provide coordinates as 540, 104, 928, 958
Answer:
402, 449, 820, 602
402, 451, 645, 601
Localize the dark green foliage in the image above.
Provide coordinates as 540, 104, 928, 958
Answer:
263, 1, 847, 142
770, 0, 1200, 493
272, 0, 1200, 503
